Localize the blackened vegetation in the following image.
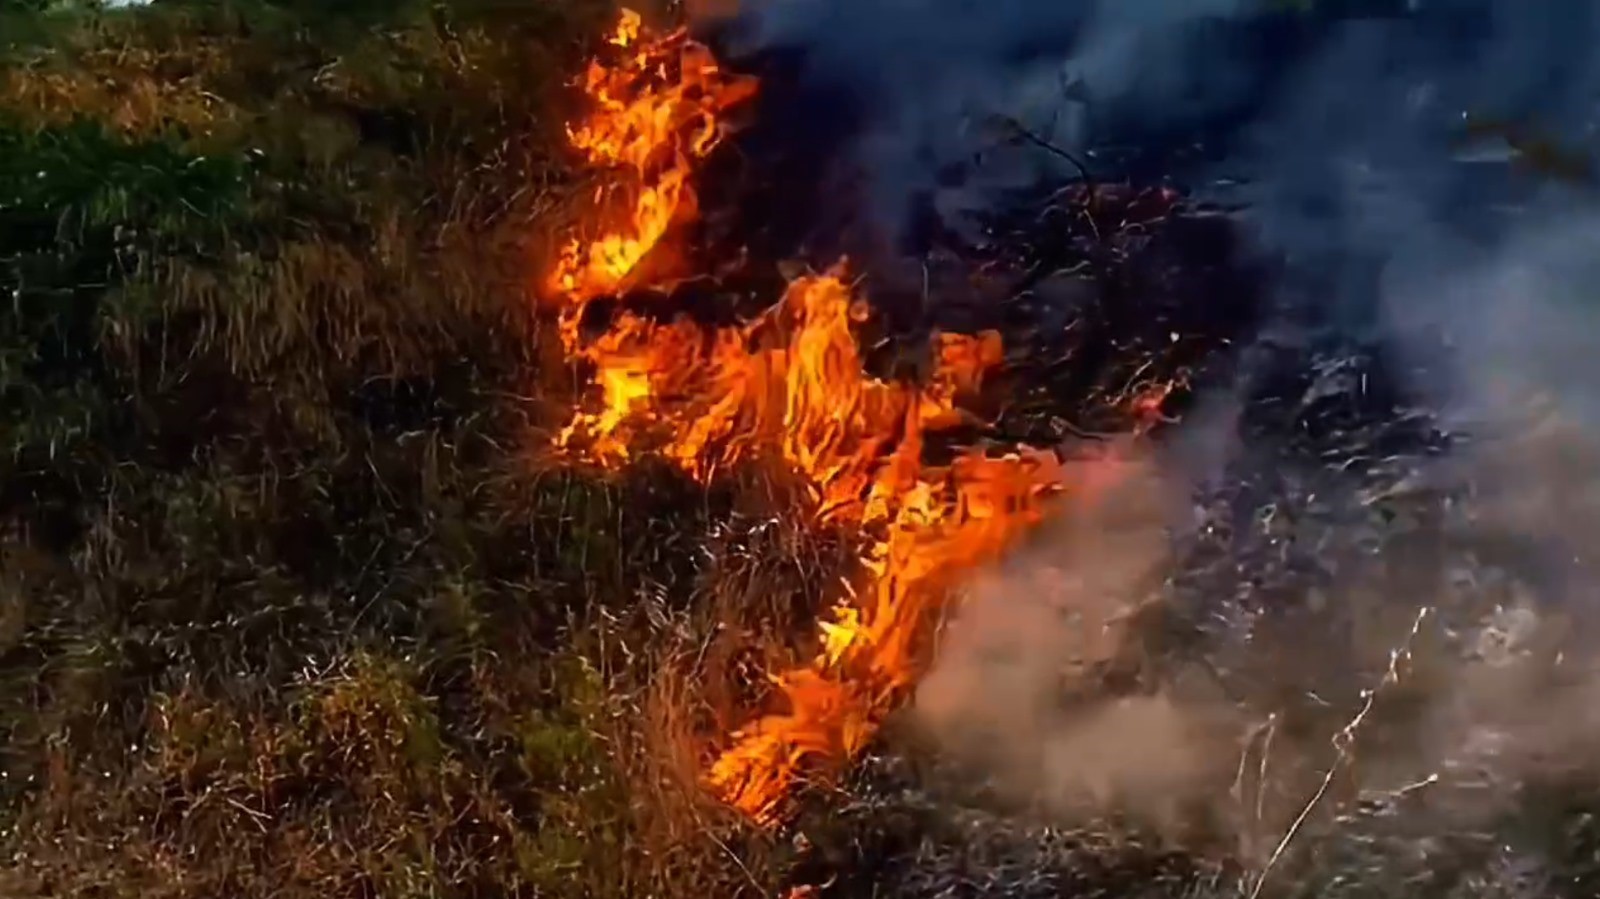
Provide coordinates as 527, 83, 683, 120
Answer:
692, 41, 872, 273
626, 28, 1279, 446
783, 753, 1243, 899
681, 13, 1600, 899
937, 182, 1269, 439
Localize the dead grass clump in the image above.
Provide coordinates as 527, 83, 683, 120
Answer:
0, 45, 239, 141
148, 207, 538, 384
488, 469, 875, 898
2, 0, 598, 388
3, 649, 647, 899
0, 4, 735, 895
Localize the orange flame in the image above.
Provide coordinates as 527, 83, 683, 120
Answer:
705, 441, 1066, 823
549, 10, 1081, 826
548, 8, 757, 351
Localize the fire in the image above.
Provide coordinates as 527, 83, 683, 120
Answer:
547, 7, 756, 351
706, 444, 1066, 823
546, 10, 1099, 826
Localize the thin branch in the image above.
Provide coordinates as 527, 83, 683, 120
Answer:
988, 114, 1096, 187
1246, 605, 1432, 899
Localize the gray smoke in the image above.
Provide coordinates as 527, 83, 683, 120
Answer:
714, 0, 1253, 233
909, 223, 1600, 877
716, 0, 1600, 288
712, 0, 1600, 882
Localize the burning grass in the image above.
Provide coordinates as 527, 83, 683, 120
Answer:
539, 12, 1113, 827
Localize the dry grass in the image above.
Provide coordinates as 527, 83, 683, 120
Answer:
9, 4, 1596, 899
0, 2, 798, 897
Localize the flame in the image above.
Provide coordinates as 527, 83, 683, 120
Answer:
705, 443, 1066, 823
547, 10, 1101, 826
558, 266, 1067, 823
547, 8, 757, 351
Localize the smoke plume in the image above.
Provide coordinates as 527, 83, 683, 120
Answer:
914, 441, 1244, 842
705, 0, 1600, 877
714, 1, 1600, 273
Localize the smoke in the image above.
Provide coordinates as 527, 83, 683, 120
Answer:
709, 0, 1600, 880
891, 2, 1600, 857
910, 217, 1600, 873
1224, 3, 1600, 329
915, 392, 1600, 868
713, 0, 1254, 237
716, 1, 1600, 273
914, 443, 1246, 841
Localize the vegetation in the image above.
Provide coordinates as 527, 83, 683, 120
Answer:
0, 2, 791, 895
4, 3, 1599, 899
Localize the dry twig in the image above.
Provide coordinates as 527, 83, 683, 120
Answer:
1245, 605, 1433, 899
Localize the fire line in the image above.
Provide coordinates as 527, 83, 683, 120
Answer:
545, 8, 1099, 825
